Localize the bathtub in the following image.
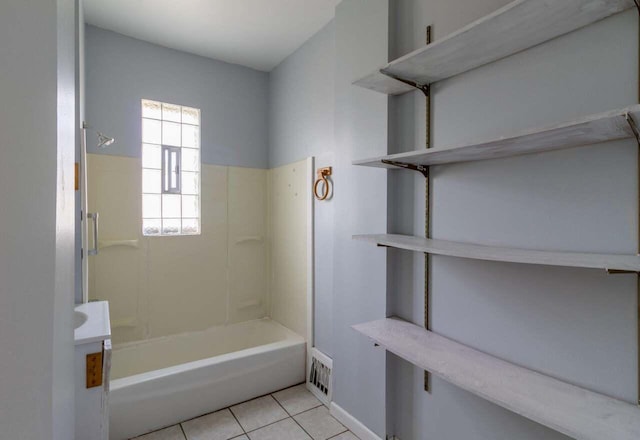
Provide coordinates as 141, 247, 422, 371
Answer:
109, 318, 306, 440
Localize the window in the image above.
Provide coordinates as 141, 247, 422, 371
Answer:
141, 99, 201, 236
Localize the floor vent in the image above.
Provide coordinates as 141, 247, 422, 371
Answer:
307, 347, 332, 405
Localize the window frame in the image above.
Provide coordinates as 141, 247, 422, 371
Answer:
141, 99, 201, 237
162, 145, 182, 194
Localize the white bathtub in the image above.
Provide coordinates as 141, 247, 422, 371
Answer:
109, 318, 306, 440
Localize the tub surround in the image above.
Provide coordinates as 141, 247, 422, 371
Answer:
87, 153, 312, 439
87, 152, 312, 343
87, 155, 268, 344
268, 160, 311, 340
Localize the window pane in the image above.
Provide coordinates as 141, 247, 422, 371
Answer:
162, 218, 181, 235
163, 121, 181, 146
162, 194, 181, 218
182, 171, 199, 195
182, 107, 200, 125
181, 148, 199, 172
143, 169, 161, 194
182, 124, 200, 148
142, 144, 161, 169
162, 103, 181, 122
182, 218, 199, 235
182, 195, 199, 218
142, 194, 161, 218
143, 219, 161, 236
142, 100, 161, 119
142, 118, 161, 144
142, 99, 162, 119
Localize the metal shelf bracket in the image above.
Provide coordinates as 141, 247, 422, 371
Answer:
606, 269, 638, 275
626, 113, 640, 146
381, 159, 429, 178
379, 69, 430, 96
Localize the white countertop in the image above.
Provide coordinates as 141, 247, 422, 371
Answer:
74, 301, 111, 345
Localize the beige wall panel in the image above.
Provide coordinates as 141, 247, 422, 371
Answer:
87, 154, 145, 343
88, 156, 231, 342
88, 154, 308, 345
268, 160, 309, 339
146, 164, 228, 338
228, 167, 269, 324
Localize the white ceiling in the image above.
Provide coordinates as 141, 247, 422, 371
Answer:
83, 0, 340, 72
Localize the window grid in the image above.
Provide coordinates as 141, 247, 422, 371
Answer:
142, 99, 201, 236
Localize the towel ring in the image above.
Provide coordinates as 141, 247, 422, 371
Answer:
313, 167, 332, 201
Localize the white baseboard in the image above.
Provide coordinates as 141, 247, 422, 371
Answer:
329, 402, 384, 440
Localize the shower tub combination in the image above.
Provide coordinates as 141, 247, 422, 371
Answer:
109, 318, 306, 440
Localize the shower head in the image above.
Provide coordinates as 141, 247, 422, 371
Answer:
83, 122, 115, 149
97, 132, 115, 148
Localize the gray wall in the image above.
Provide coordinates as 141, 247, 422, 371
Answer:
387, 2, 638, 440
268, 21, 335, 169
332, 0, 390, 435
85, 25, 269, 168
269, 0, 639, 439
269, 3, 390, 434
268, 21, 336, 357
0, 0, 77, 438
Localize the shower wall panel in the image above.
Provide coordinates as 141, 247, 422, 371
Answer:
228, 167, 269, 324
87, 153, 268, 344
268, 159, 310, 341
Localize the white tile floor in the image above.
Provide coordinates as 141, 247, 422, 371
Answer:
131, 384, 359, 440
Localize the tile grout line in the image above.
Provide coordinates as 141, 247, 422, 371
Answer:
271, 392, 323, 440
243, 416, 293, 436
230, 381, 307, 412
285, 400, 349, 440
228, 406, 248, 436
178, 423, 188, 440
136, 385, 342, 440
229, 395, 289, 436
326, 430, 353, 440
287, 402, 326, 417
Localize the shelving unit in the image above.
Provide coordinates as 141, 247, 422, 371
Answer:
349, 0, 640, 436
354, 234, 640, 272
354, 0, 635, 95
354, 105, 640, 169
353, 318, 640, 440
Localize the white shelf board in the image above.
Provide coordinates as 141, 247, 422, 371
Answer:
354, 105, 640, 168
353, 71, 416, 95
354, 234, 640, 272
354, 0, 635, 95
353, 317, 640, 440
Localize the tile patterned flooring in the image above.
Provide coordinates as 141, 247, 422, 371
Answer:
132, 384, 359, 440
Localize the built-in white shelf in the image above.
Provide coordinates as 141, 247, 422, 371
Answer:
354, 105, 640, 169
353, 317, 640, 440
354, 0, 635, 95
354, 234, 640, 272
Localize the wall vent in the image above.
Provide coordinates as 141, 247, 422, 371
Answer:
307, 347, 332, 405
